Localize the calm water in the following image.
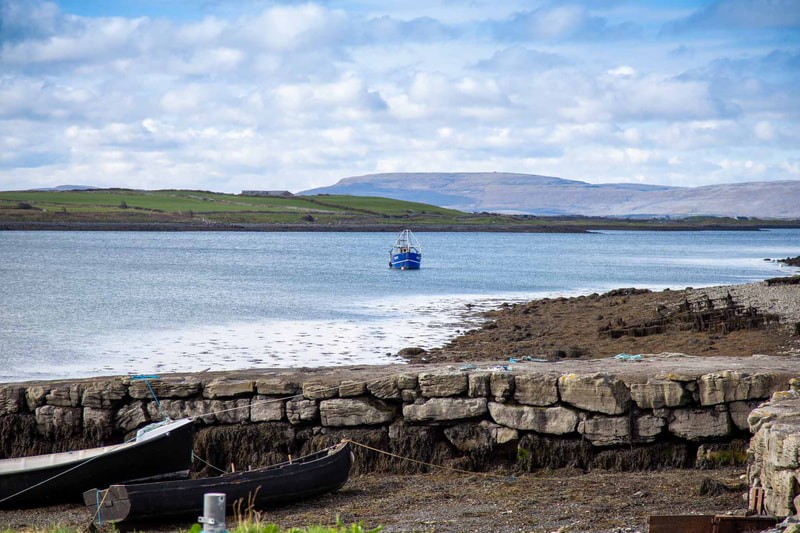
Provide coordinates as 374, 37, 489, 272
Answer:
1, 229, 799, 382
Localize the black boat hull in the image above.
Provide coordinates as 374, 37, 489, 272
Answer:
84, 442, 353, 525
0, 418, 194, 508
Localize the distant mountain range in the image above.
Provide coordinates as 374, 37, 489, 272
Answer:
301, 173, 800, 218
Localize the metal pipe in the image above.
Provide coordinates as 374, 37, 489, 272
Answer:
198, 492, 227, 533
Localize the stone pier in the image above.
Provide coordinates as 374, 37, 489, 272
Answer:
2, 353, 799, 514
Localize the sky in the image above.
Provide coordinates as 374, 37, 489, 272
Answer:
0, 1, 798, 193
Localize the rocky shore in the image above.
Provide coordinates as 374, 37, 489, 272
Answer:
3, 277, 800, 532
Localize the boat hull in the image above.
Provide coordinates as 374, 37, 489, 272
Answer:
0, 418, 194, 508
84, 442, 353, 525
390, 251, 421, 269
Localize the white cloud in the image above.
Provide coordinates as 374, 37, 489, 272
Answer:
0, 0, 797, 192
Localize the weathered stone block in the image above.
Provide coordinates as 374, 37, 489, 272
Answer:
729, 400, 761, 432
83, 407, 113, 432
634, 414, 666, 443
397, 373, 418, 390
250, 396, 284, 422
419, 372, 467, 397
514, 374, 558, 406
488, 403, 578, 435
320, 398, 395, 426
82, 381, 128, 409
558, 373, 630, 415
699, 371, 775, 406
25, 386, 47, 411
204, 379, 254, 399
579, 415, 630, 447
255, 378, 299, 396
339, 381, 366, 398
490, 372, 515, 402
0, 385, 25, 414
35, 405, 82, 435
212, 399, 250, 424
401, 389, 419, 403
403, 398, 487, 422
129, 378, 200, 400
748, 390, 800, 433
444, 420, 517, 452
286, 398, 318, 424
367, 376, 401, 400
668, 407, 731, 441
115, 401, 148, 432
468, 373, 490, 398
629, 379, 689, 409
183, 399, 216, 424
302, 381, 338, 400
45, 384, 83, 407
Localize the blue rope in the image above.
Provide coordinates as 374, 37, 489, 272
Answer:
131, 375, 168, 421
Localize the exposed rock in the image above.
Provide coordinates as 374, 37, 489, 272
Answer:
146, 399, 187, 422
698, 371, 778, 405
83, 407, 113, 435
115, 401, 148, 432
183, 400, 216, 424
513, 374, 558, 406
559, 373, 630, 415
302, 381, 338, 400
396, 373, 419, 390
0, 385, 25, 414
35, 405, 82, 436
367, 376, 402, 400
468, 373, 490, 398
203, 379, 254, 399
45, 384, 83, 407
419, 372, 467, 397
444, 420, 517, 452
250, 395, 285, 422
25, 386, 47, 411
339, 381, 367, 397
81, 381, 127, 409
629, 379, 690, 409
490, 372, 515, 403
403, 398, 487, 422
286, 398, 319, 425
579, 415, 631, 447
633, 414, 666, 443
255, 378, 300, 396
401, 389, 420, 403
320, 398, 396, 426
488, 403, 578, 435
668, 407, 731, 441
748, 389, 800, 433
729, 400, 762, 431
129, 378, 201, 400
212, 399, 251, 424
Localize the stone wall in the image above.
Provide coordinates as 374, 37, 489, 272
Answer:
748, 386, 800, 518
1, 355, 798, 476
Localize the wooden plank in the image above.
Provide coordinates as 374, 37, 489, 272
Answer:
712, 515, 778, 533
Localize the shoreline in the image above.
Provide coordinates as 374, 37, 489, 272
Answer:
4, 220, 800, 232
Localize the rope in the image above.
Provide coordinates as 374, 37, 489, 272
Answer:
131, 374, 169, 421
342, 439, 514, 481
191, 451, 228, 475
0, 435, 137, 506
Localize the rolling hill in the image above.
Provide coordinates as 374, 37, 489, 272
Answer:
301, 173, 800, 218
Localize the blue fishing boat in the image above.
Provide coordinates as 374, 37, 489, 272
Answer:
389, 229, 421, 270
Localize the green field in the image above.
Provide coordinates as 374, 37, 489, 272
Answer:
1, 188, 798, 231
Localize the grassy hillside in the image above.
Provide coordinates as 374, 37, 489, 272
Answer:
1, 188, 798, 231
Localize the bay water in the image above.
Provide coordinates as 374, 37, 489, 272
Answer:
1, 229, 799, 382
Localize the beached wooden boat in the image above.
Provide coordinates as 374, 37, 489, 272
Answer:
0, 418, 194, 508
84, 441, 353, 525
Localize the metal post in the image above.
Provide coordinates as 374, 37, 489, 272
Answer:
198, 492, 227, 533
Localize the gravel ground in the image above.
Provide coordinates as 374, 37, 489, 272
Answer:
0, 467, 749, 533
